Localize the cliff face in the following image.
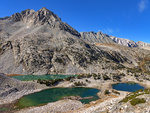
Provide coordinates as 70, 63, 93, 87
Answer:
80, 32, 114, 44
0, 8, 150, 75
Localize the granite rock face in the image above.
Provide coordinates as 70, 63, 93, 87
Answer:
0, 8, 150, 75
80, 32, 114, 44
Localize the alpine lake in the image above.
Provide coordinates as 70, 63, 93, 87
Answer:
112, 82, 145, 92
10, 75, 100, 109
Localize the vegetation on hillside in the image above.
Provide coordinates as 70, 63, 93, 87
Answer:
120, 89, 150, 106
130, 98, 146, 106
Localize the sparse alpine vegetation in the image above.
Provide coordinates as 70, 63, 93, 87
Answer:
120, 89, 150, 106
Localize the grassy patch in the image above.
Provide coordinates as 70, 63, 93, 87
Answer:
0, 107, 8, 112
120, 89, 150, 105
130, 98, 146, 106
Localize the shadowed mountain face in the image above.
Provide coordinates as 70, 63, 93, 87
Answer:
0, 8, 150, 75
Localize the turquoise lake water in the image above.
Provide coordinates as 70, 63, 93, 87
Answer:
12, 74, 78, 81
112, 83, 145, 92
16, 87, 100, 109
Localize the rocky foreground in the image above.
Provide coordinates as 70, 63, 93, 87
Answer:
1, 70, 150, 113
11, 75, 150, 113
0, 73, 47, 104
16, 100, 83, 113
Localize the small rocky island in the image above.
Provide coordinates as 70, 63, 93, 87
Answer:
0, 7, 150, 113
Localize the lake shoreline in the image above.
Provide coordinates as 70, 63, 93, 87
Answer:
1, 74, 150, 113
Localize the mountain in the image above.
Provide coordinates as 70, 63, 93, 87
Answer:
80, 31, 150, 50
0, 8, 150, 75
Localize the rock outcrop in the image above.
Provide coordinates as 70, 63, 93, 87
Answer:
0, 73, 44, 104
80, 32, 114, 44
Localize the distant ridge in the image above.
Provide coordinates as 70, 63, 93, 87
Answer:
80, 31, 150, 50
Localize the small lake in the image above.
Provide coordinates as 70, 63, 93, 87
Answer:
112, 83, 145, 92
16, 87, 100, 109
11, 74, 78, 81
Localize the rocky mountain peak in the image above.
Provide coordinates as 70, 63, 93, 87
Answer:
10, 7, 61, 25
11, 13, 22, 22
39, 7, 50, 12
35, 7, 61, 23
20, 9, 35, 17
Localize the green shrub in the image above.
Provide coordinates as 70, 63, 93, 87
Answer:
45, 81, 51, 86
74, 81, 86, 86
92, 73, 97, 78
65, 76, 75, 81
103, 75, 110, 80
37, 79, 41, 83
87, 74, 92, 78
37, 79, 64, 86
104, 90, 110, 95
121, 93, 140, 103
77, 75, 85, 79
130, 98, 146, 106
144, 89, 150, 94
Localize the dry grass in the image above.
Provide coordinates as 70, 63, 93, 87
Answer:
7, 74, 24, 76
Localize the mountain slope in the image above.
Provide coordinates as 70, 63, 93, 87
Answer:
0, 8, 150, 75
80, 32, 114, 44
80, 31, 150, 50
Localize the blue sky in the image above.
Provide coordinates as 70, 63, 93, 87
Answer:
0, 0, 150, 43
